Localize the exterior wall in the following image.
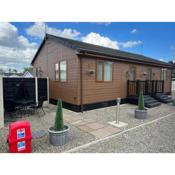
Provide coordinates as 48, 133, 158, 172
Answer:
81, 57, 172, 105
32, 39, 172, 108
33, 39, 80, 105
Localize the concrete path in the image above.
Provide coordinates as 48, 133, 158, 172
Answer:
68, 112, 175, 153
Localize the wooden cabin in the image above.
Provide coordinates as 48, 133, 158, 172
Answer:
31, 34, 173, 112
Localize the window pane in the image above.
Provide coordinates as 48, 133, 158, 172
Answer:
52, 64, 55, 80
97, 62, 103, 81
161, 68, 167, 81
147, 68, 152, 80
60, 61, 67, 81
130, 65, 135, 81
55, 63, 59, 80
104, 62, 112, 81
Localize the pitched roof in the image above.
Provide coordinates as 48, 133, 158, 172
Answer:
31, 33, 173, 68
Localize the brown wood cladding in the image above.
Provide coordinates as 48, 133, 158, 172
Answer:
81, 57, 172, 104
33, 39, 81, 105
33, 39, 172, 106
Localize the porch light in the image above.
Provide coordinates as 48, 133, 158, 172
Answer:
88, 69, 95, 75
126, 71, 130, 78
143, 71, 147, 76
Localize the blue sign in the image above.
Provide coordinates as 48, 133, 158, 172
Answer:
17, 141, 26, 151
17, 128, 25, 139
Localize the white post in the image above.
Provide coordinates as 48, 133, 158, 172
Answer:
46, 77, 49, 104
35, 77, 38, 106
116, 98, 121, 124
108, 97, 128, 128
0, 76, 4, 128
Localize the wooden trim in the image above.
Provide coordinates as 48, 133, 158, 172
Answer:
96, 59, 113, 83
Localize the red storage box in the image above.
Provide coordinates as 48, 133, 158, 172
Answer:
8, 121, 32, 153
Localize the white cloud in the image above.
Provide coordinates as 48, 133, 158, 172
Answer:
130, 28, 137, 34
120, 40, 143, 48
0, 23, 36, 49
170, 45, 175, 53
26, 22, 81, 39
159, 58, 165, 62
82, 32, 119, 49
0, 22, 37, 71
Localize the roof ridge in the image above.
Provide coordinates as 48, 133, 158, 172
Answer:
31, 33, 172, 68
46, 33, 168, 65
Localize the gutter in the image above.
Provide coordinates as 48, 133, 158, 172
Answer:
77, 50, 173, 69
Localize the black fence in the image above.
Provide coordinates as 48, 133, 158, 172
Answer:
38, 78, 48, 101
127, 80, 164, 96
3, 77, 48, 110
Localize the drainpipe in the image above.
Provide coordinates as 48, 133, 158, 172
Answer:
80, 57, 83, 113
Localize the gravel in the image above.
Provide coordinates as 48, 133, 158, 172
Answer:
74, 103, 175, 131
72, 113, 175, 153
1, 102, 175, 153
0, 104, 95, 153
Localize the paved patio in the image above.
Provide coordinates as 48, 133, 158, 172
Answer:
65, 115, 121, 139
0, 100, 175, 153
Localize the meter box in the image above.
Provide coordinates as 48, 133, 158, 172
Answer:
8, 121, 32, 153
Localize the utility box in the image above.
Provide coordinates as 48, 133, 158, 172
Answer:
8, 121, 32, 153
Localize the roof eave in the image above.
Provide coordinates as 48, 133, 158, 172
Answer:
77, 50, 173, 69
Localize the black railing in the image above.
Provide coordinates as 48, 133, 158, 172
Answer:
127, 80, 164, 96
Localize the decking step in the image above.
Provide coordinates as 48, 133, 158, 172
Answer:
144, 99, 158, 103
160, 96, 172, 100
145, 101, 161, 108
153, 93, 173, 104
127, 95, 161, 108
162, 99, 173, 103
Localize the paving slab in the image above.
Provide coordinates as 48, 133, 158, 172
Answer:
72, 120, 89, 126
104, 125, 121, 134
78, 125, 94, 132
90, 128, 114, 139
86, 122, 106, 130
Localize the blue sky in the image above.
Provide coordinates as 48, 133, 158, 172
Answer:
1, 22, 175, 72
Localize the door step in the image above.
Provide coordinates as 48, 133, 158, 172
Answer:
153, 93, 173, 103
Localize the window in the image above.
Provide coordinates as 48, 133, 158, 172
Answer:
161, 68, 167, 81
55, 63, 59, 81
60, 60, 67, 82
130, 65, 136, 81
104, 62, 112, 81
52, 64, 55, 80
97, 61, 103, 81
147, 67, 152, 80
96, 61, 113, 82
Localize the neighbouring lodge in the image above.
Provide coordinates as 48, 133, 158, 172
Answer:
31, 34, 173, 112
